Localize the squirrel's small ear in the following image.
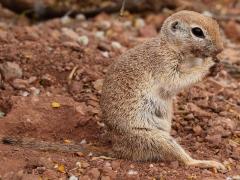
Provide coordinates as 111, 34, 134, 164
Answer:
171, 21, 180, 32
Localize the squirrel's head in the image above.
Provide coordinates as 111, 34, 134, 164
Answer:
160, 10, 223, 58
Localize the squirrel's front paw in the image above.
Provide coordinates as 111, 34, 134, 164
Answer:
186, 159, 226, 171
208, 62, 223, 77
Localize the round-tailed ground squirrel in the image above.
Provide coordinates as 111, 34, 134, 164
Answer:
100, 10, 225, 170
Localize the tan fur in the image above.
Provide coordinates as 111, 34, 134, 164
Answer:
100, 10, 225, 170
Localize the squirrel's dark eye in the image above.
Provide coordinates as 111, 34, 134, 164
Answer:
191, 27, 205, 38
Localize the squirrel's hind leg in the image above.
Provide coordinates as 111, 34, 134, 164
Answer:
112, 129, 225, 170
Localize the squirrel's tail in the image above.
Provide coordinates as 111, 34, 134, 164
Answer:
1, 136, 111, 156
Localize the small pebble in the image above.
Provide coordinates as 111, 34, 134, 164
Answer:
97, 121, 105, 127
61, 15, 72, 24
63, 41, 81, 50
0, 62, 23, 80
149, 164, 154, 168
127, 169, 138, 175
0, 111, 5, 118
78, 35, 89, 46
185, 113, 194, 120
130, 164, 135, 168
95, 31, 105, 40
19, 90, 30, 97
134, 18, 145, 29
193, 125, 202, 135
101, 51, 109, 58
76, 14, 86, 21
62, 28, 81, 42
92, 79, 103, 92
30, 87, 40, 96
36, 166, 46, 174
69, 175, 78, 180
123, 21, 132, 28
76, 162, 81, 167
28, 76, 37, 84
111, 41, 122, 49
51, 102, 61, 108
80, 139, 87, 144
98, 21, 111, 30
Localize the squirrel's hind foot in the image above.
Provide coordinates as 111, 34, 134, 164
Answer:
186, 159, 226, 171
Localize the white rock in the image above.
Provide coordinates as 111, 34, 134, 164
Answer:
0, 111, 5, 118
97, 121, 105, 127
76, 162, 81, 167
95, 31, 105, 40
123, 20, 132, 28
69, 175, 78, 180
101, 51, 109, 58
76, 14, 86, 21
134, 18, 145, 29
111, 41, 122, 49
77, 35, 89, 46
80, 139, 87, 144
88, 152, 93, 156
127, 169, 138, 175
19, 90, 30, 97
61, 15, 72, 24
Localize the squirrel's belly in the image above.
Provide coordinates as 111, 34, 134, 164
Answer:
139, 96, 172, 132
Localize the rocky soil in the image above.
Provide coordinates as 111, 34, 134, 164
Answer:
0, 3, 239, 180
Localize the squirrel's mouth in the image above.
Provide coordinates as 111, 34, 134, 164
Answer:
202, 51, 222, 62
191, 46, 223, 61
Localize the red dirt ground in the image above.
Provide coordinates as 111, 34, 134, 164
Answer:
0, 5, 239, 180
